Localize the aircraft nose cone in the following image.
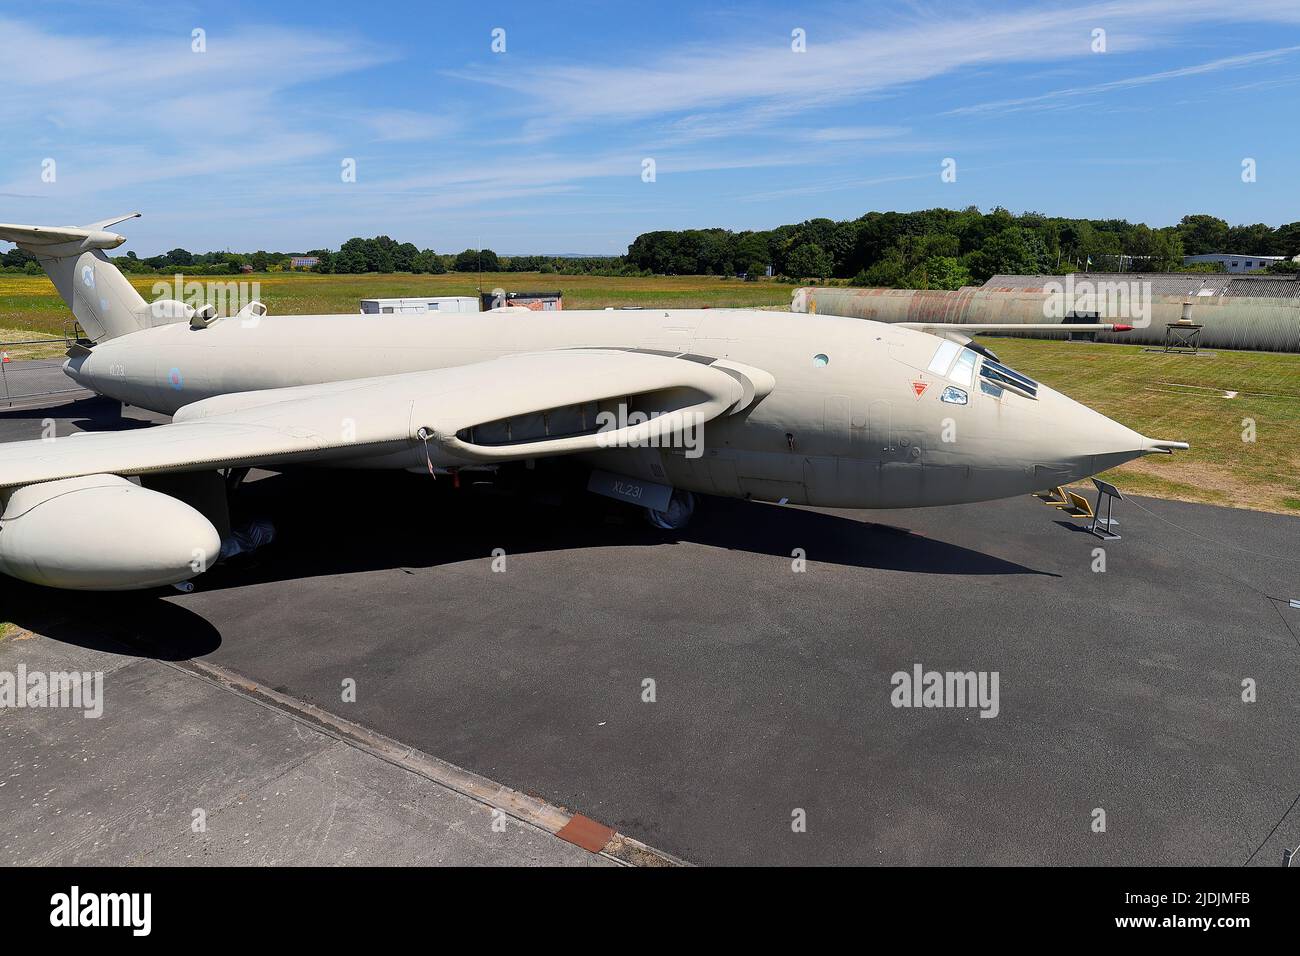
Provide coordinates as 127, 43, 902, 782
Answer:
1032, 384, 1181, 481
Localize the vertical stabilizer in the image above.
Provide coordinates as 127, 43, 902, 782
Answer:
0, 214, 153, 341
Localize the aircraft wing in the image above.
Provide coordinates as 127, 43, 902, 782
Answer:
0, 349, 769, 491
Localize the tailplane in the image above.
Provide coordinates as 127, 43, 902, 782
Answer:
0, 213, 159, 342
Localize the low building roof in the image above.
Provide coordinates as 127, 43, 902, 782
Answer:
983, 272, 1300, 299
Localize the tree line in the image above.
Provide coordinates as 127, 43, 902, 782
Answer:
310, 237, 637, 277
4, 208, 1297, 283
0, 239, 635, 277
624, 209, 1300, 288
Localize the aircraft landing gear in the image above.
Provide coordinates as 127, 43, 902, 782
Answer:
646, 490, 696, 531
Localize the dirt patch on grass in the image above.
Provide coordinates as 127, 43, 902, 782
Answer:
1067, 449, 1300, 515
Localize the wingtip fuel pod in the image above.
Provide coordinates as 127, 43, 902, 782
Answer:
0, 475, 220, 591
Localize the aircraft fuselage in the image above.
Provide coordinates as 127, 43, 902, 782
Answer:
64, 307, 1158, 509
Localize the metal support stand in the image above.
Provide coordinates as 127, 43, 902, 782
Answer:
1089, 478, 1123, 541
1163, 322, 1202, 354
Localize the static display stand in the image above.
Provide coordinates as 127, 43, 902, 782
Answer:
1163, 321, 1203, 354
1089, 477, 1123, 540
1163, 301, 1202, 354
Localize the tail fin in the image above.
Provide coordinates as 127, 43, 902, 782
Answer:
0, 213, 154, 342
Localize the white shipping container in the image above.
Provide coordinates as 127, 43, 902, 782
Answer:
360, 296, 480, 315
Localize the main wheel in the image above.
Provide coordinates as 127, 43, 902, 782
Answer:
646, 490, 696, 530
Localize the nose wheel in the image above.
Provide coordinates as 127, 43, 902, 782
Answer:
646, 490, 696, 531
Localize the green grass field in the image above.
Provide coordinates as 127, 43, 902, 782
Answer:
1, 271, 1297, 515
992, 338, 1300, 514
0, 271, 799, 339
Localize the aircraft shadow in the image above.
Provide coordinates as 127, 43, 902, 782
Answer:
0, 394, 157, 431
2, 469, 1054, 656
0, 395, 106, 420
198, 469, 1058, 587
1, 584, 221, 660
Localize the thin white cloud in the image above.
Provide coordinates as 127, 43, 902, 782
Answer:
6, 1, 1300, 252
806, 126, 912, 143
362, 110, 459, 143
740, 170, 935, 202
446, 0, 1300, 131
0, 16, 440, 198
0, 17, 391, 121
384, 147, 818, 197
947, 44, 1300, 115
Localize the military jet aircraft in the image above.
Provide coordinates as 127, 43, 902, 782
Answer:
0, 215, 1186, 591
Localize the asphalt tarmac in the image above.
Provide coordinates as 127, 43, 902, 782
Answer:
2, 362, 1298, 865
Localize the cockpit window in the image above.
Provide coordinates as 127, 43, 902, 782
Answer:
927, 339, 981, 388
926, 340, 962, 376
979, 358, 1038, 399
949, 349, 977, 387
926, 341, 1036, 397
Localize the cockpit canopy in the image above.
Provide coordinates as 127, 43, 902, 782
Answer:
926, 339, 1039, 400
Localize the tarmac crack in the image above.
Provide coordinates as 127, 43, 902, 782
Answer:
1243, 788, 1300, 867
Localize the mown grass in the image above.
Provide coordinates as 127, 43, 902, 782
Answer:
0, 327, 65, 360
0, 271, 799, 337
1, 272, 1296, 514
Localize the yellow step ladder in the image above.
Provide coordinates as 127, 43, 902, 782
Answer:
1033, 485, 1095, 518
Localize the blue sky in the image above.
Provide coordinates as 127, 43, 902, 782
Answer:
2, 0, 1299, 255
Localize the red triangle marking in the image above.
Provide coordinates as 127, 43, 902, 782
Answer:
911, 380, 929, 398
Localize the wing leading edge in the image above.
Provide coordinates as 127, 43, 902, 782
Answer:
0, 349, 770, 490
